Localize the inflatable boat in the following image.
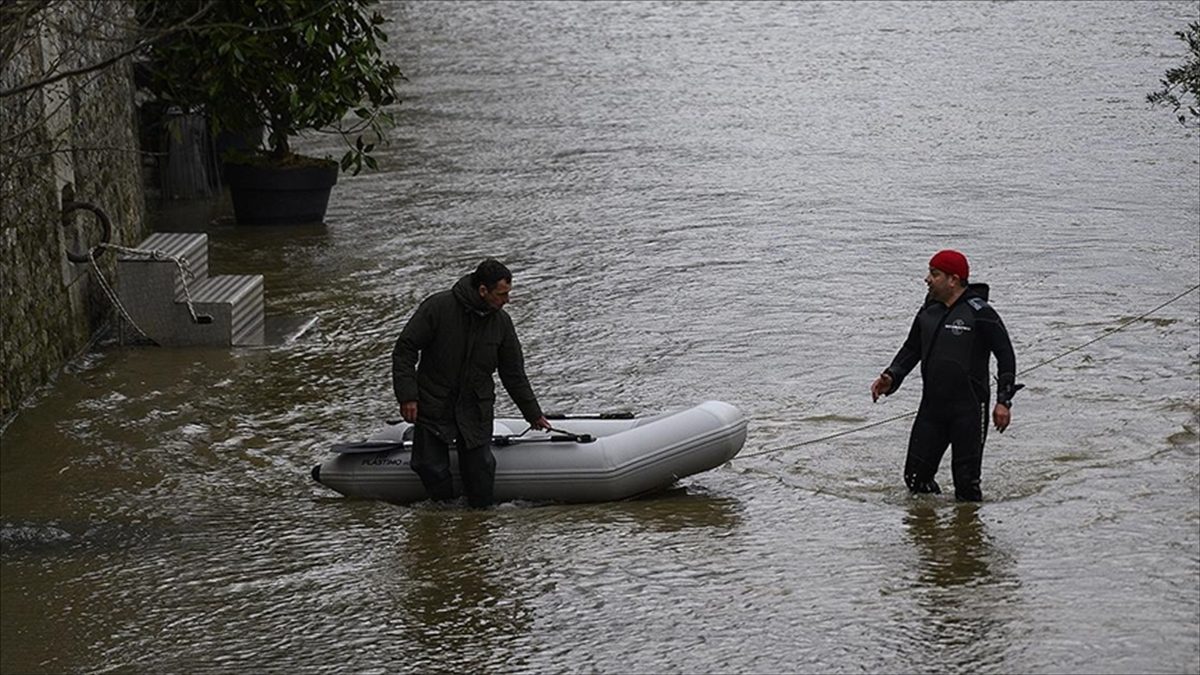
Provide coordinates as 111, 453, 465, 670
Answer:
311, 400, 747, 504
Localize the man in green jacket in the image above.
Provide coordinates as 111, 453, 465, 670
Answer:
392, 259, 551, 508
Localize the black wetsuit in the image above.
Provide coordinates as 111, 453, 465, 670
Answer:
882, 283, 1018, 501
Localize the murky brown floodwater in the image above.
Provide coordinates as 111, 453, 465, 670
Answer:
3, 2, 1198, 672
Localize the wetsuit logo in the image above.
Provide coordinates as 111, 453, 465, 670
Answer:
944, 319, 972, 336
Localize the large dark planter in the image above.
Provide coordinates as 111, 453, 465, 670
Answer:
224, 160, 338, 225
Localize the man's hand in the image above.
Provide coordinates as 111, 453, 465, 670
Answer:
993, 403, 1011, 432
530, 415, 552, 431
870, 372, 893, 402
400, 401, 418, 424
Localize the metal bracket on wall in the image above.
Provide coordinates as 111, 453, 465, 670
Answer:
61, 196, 112, 264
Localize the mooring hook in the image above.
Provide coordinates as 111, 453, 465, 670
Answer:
61, 200, 112, 263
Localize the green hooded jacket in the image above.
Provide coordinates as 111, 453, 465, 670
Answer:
391, 274, 544, 448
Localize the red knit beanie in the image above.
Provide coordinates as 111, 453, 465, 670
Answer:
929, 249, 969, 281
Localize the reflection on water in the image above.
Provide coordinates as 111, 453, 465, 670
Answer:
364, 490, 744, 673
905, 501, 998, 588
393, 510, 532, 673
538, 487, 744, 534
902, 501, 1020, 671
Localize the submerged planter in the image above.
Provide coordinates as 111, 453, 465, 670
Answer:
224, 159, 338, 225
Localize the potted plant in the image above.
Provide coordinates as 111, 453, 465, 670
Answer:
139, 0, 403, 224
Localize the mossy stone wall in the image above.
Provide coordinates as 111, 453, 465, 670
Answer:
1, 1, 147, 423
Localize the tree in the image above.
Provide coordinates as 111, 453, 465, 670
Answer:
137, 0, 404, 174
1147, 21, 1200, 129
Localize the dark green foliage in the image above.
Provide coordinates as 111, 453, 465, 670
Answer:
138, 0, 404, 174
1147, 21, 1200, 129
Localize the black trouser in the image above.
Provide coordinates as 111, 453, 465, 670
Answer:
903, 401, 989, 502
409, 425, 497, 508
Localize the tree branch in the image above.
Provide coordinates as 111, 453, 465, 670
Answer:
0, 0, 218, 99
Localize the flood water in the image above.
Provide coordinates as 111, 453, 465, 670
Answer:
3, 1, 1199, 672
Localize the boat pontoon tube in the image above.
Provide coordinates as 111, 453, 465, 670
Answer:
312, 400, 748, 504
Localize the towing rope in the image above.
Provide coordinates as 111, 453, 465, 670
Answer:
86, 242, 205, 344
86, 245, 151, 341
738, 283, 1200, 460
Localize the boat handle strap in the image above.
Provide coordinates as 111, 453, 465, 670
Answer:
493, 425, 594, 446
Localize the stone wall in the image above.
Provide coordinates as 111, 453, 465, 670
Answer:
1, 1, 147, 424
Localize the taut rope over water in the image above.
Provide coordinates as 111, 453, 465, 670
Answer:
738, 283, 1200, 460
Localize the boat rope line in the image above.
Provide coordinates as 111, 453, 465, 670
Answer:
737, 282, 1200, 461
1012, 283, 1200, 378
85, 242, 209, 344
87, 245, 152, 341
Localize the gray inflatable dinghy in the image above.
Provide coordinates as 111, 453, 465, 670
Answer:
312, 400, 748, 504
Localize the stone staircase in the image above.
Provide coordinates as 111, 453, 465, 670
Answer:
116, 232, 265, 346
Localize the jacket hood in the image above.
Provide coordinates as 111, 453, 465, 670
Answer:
922, 281, 990, 307
966, 282, 990, 302
452, 273, 495, 315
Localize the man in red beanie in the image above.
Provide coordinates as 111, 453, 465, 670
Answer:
869, 249, 1021, 501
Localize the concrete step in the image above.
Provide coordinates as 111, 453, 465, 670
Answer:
186, 275, 264, 346
116, 232, 265, 347
118, 232, 209, 284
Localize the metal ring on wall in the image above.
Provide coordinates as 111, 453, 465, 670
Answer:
61, 200, 112, 263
